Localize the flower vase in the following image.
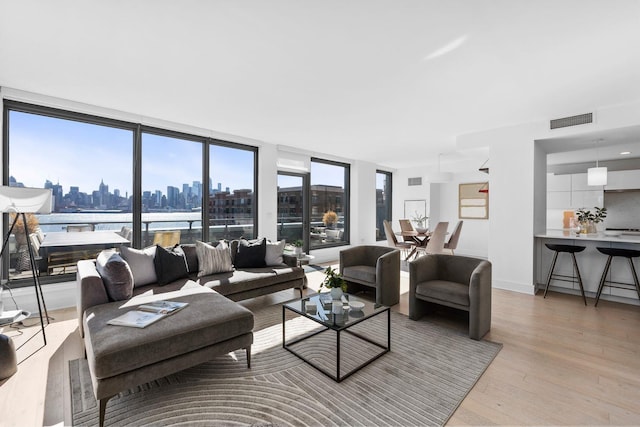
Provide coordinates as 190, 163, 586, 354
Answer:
330, 287, 343, 300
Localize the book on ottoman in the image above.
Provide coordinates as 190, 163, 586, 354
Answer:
108, 301, 188, 328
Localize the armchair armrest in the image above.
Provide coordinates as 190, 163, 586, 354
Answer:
340, 246, 368, 274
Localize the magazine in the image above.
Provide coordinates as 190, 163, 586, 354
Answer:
108, 300, 188, 328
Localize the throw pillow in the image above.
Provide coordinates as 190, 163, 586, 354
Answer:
234, 238, 267, 268
265, 239, 286, 266
178, 244, 199, 273
120, 245, 157, 287
153, 245, 189, 285
96, 249, 134, 301
196, 240, 233, 277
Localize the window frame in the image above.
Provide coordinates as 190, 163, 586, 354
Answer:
2, 100, 259, 286
376, 170, 393, 241
309, 157, 350, 248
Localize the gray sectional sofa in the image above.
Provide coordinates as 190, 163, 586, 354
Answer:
76, 238, 306, 426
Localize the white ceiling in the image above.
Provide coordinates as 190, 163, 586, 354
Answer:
1, 0, 640, 171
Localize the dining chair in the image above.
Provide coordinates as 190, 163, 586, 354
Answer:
398, 219, 416, 243
416, 221, 448, 256
383, 220, 415, 260
152, 230, 181, 247
444, 220, 463, 255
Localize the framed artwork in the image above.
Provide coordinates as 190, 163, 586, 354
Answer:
459, 183, 489, 219
404, 199, 427, 223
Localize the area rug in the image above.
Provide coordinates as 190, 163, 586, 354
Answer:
70, 303, 502, 426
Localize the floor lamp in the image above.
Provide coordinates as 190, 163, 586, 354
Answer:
0, 186, 52, 345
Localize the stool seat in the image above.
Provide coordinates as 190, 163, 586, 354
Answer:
596, 247, 640, 258
545, 244, 586, 253
543, 244, 587, 305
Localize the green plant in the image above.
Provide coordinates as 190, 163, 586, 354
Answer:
576, 207, 607, 224
411, 211, 428, 228
293, 239, 304, 248
320, 266, 347, 291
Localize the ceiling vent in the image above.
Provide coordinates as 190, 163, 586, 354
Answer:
408, 177, 422, 186
550, 113, 593, 130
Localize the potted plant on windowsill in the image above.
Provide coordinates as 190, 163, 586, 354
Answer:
576, 207, 607, 234
321, 266, 347, 299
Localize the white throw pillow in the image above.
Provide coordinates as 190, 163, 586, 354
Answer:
265, 240, 286, 266
120, 245, 157, 287
196, 240, 233, 277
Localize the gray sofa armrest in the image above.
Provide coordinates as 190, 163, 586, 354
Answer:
282, 254, 298, 268
468, 260, 492, 340
77, 259, 109, 337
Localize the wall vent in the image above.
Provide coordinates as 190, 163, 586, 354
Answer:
408, 177, 422, 186
550, 113, 593, 129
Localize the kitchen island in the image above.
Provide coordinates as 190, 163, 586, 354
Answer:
535, 230, 640, 305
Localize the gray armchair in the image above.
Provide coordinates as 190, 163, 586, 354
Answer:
340, 245, 400, 306
409, 254, 492, 340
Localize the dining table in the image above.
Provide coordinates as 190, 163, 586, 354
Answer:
39, 231, 130, 274
399, 230, 431, 260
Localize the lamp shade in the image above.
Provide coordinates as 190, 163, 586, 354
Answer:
587, 167, 607, 186
0, 186, 52, 214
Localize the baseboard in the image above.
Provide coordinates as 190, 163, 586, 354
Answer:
492, 278, 536, 295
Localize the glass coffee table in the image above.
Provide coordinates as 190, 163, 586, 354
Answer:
282, 293, 390, 382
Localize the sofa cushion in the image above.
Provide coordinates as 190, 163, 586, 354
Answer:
265, 239, 286, 266
96, 250, 134, 301
120, 245, 157, 287
343, 265, 376, 284
196, 240, 233, 277
154, 245, 189, 285
415, 280, 470, 308
201, 265, 303, 296
234, 238, 267, 268
84, 287, 254, 380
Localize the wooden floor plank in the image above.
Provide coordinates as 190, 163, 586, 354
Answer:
1, 268, 640, 426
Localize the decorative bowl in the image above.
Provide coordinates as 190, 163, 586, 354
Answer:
415, 227, 428, 234
603, 230, 622, 237
349, 301, 365, 311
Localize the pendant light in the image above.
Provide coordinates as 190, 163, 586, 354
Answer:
587, 139, 607, 186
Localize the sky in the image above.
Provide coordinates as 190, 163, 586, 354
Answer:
9, 110, 255, 196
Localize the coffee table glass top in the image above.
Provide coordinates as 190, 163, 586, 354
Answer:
284, 293, 387, 330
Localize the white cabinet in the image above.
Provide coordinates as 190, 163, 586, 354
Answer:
547, 192, 571, 209
571, 172, 604, 192
605, 170, 640, 190
571, 190, 604, 209
547, 173, 571, 191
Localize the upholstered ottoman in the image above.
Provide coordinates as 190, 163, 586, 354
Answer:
83, 286, 254, 427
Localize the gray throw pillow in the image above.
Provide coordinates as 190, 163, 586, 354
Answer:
265, 239, 286, 266
96, 250, 134, 301
120, 245, 157, 287
196, 240, 233, 277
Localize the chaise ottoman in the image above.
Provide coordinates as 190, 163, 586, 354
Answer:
82, 285, 254, 427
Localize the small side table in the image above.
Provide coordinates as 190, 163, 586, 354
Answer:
296, 255, 315, 288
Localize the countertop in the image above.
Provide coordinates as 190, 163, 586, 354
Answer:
535, 229, 640, 244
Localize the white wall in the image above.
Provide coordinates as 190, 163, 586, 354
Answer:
392, 166, 431, 232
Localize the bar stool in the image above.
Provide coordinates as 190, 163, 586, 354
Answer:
594, 247, 640, 306
543, 244, 587, 305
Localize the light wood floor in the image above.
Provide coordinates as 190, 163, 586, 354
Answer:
1, 267, 640, 426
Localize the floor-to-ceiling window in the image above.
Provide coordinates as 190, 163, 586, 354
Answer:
376, 170, 392, 241
208, 143, 257, 241
2, 101, 258, 286
277, 172, 309, 250
310, 158, 349, 248
141, 131, 203, 246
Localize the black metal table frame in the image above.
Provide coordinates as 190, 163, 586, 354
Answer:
282, 303, 390, 382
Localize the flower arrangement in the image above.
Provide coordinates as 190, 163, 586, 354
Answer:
320, 266, 347, 292
411, 211, 428, 228
322, 210, 338, 227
